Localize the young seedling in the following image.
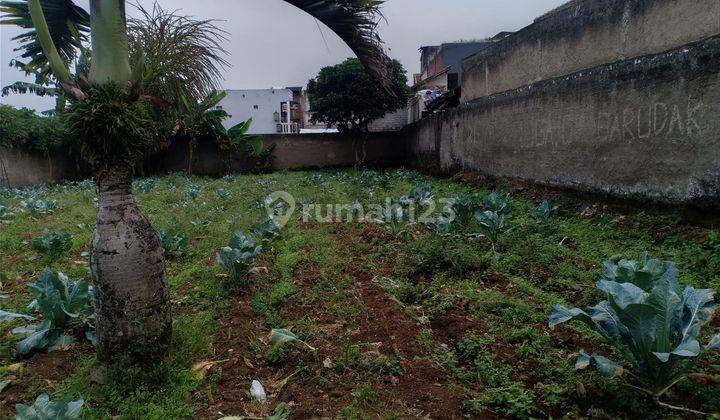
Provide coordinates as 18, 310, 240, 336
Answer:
270, 328, 317, 351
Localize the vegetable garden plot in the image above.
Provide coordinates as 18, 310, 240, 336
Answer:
0, 170, 718, 418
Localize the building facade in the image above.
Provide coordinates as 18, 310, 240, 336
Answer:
218, 89, 303, 135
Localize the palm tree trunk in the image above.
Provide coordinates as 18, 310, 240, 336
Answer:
90, 164, 171, 361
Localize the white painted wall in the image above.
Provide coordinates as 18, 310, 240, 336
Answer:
218, 89, 293, 134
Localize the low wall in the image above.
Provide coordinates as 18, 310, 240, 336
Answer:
1, 133, 406, 187
0, 147, 74, 188
406, 35, 720, 206
147, 132, 405, 176
462, 0, 720, 102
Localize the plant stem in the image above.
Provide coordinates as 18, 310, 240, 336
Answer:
654, 396, 709, 416
26, 0, 74, 85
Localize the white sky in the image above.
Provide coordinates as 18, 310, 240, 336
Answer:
0, 0, 567, 111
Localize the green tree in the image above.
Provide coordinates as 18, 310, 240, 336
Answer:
0, 0, 391, 362
307, 58, 409, 133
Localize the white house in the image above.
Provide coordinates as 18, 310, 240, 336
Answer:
217, 89, 295, 135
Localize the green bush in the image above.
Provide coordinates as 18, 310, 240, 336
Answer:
0, 105, 69, 152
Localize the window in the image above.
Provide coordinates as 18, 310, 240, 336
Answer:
253, 105, 259, 109
215, 106, 223, 110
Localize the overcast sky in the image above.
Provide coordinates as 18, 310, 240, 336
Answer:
0, 0, 566, 111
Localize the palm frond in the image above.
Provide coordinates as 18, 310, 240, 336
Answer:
284, 0, 390, 89
2, 80, 56, 96
0, 0, 89, 77
128, 1, 230, 104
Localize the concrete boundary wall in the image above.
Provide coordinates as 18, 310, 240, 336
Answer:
462, 0, 720, 102
406, 35, 720, 206
0, 133, 405, 188
0, 148, 74, 189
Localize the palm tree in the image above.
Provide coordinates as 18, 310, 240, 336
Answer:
1, 0, 390, 362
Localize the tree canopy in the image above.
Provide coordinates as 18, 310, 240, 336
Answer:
307, 58, 409, 133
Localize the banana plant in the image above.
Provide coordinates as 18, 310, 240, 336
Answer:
1, 0, 390, 362
549, 254, 720, 414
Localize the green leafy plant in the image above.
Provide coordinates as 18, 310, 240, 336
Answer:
269, 328, 316, 351
483, 192, 512, 215
254, 218, 280, 244
549, 254, 720, 411
267, 402, 290, 420
474, 211, 515, 259
373, 200, 408, 236
405, 185, 434, 207
133, 178, 157, 193
527, 200, 558, 224
157, 229, 189, 259
186, 185, 201, 199
0, 105, 69, 152
215, 187, 230, 199
0, 204, 17, 221
22, 199, 58, 215
32, 229, 73, 262
216, 230, 263, 284
3, 270, 94, 356
449, 194, 478, 227
15, 393, 84, 420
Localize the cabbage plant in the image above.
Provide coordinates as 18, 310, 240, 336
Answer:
15, 393, 84, 420
549, 255, 720, 402
157, 229, 189, 259
254, 218, 280, 244
3, 270, 94, 356
22, 199, 59, 216
527, 200, 558, 224
0, 204, 16, 221
449, 194, 478, 227
216, 230, 263, 283
32, 229, 73, 263
482, 191, 512, 215
474, 210, 515, 259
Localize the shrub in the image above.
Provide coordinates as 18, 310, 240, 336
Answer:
32, 229, 73, 263
549, 254, 720, 400
3, 270, 94, 356
0, 105, 69, 152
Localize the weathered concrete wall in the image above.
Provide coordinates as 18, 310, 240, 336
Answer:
144, 133, 406, 178
462, 0, 720, 102
407, 36, 720, 206
0, 147, 72, 188
3, 133, 405, 187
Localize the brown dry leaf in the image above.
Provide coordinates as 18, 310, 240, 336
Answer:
243, 357, 255, 369
191, 360, 228, 381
